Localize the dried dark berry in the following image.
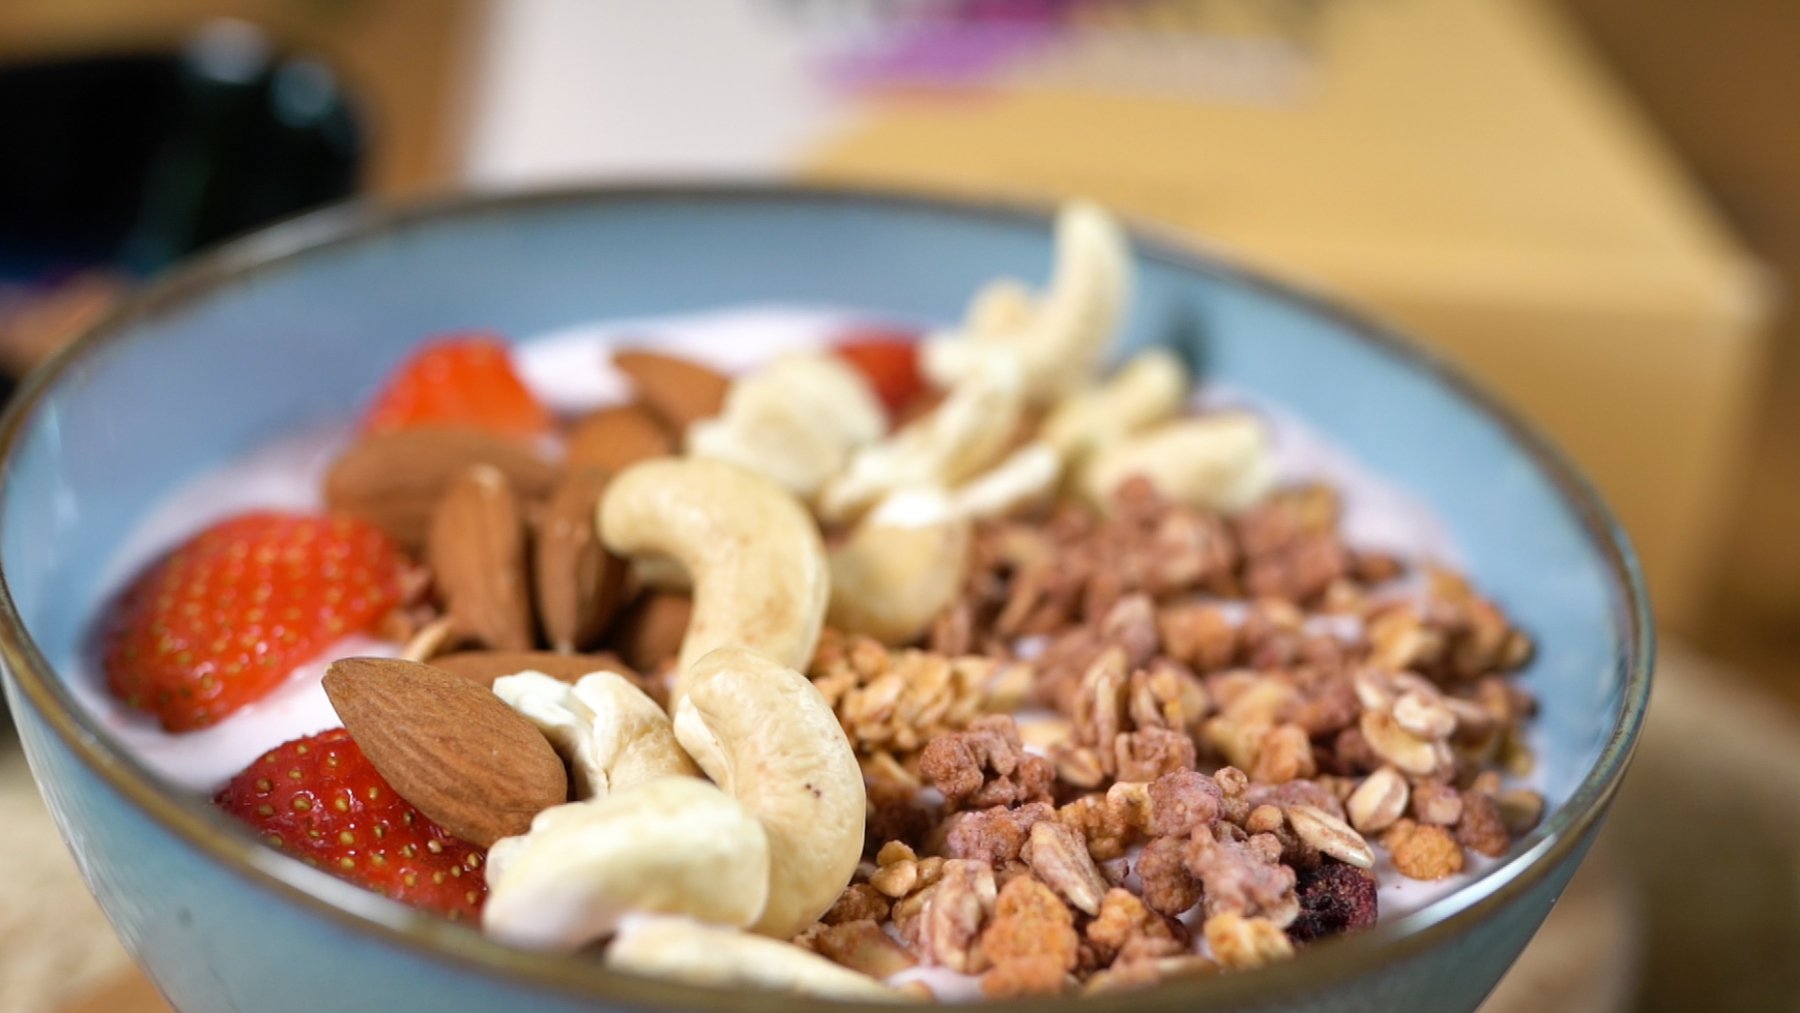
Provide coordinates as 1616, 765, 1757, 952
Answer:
1287, 860, 1378, 943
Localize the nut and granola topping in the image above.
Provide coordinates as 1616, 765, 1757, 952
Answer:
1203, 911, 1296, 970
920, 716, 1057, 809
1021, 819, 1112, 915
1381, 820, 1467, 881
810, 630, 1006, 757
95, 202, 1546, 1002
918, 859, 998, 973
795, 417, 1540, 995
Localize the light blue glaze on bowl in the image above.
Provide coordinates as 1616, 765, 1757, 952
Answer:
0, 186, 1650, 1013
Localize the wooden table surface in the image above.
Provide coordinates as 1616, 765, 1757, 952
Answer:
6, 642, 1795, 1012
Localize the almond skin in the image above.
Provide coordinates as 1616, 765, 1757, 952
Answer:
566, 404, 674, 473
430, 464, 534, 652
535, 467, 628, 652
323, 656, 568, 847
326, 428, 555, 549
612, 349, 729, 431
607, 591, 693, 673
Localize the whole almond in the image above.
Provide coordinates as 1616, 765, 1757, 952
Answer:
535, 467, 628, 651
430, 464, 534, 651
325, 428, 555, 549
613, 349, 729, 430
566, 404, 674, 472
322, 656, 567, 847
607, 591, 692, 673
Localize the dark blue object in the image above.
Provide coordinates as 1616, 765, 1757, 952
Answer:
0, 23, 361, 283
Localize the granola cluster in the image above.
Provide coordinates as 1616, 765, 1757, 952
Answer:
797, 479, 1542, 996
810, 630, 1030, 761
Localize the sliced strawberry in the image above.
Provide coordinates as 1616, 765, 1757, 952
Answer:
215, 728, 486, 920
833, 328, 924, 417
104, 512, 407, 732
362, 333, 550, 440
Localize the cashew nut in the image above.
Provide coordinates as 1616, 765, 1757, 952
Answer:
493, 670, 697, 799
965, 277, 1036, 335
1041, 347, 1188, 461
1079, 411, 1277, 513
687, 352, 886, 501
482, 777, 770, 951
606, 915, 907, 1001
599, 458, 828, 682
922, 201, 1132, 404
628, 554, 692, 593
950, 441, 1061, 521
828, 487, 971, 646
819, 356, 1023, 523
673, 647, 865, 938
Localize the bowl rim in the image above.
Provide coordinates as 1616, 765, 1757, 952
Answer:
0, 182, 1654, 1011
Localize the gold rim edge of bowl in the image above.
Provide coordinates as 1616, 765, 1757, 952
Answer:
0, 181, 1655, 1012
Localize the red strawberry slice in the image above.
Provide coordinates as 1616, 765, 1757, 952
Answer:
362, 333, 551, 439
215, 728, 487, 920
833, 328, 924, 418
104, 512, 407, 732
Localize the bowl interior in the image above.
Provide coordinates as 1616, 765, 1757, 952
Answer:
0, 187, 1646, 1001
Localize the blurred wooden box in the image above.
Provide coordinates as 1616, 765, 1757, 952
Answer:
1559, 0, 1800, 647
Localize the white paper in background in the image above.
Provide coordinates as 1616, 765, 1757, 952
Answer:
462, 0, 850, 186
458, 0, 1318, 188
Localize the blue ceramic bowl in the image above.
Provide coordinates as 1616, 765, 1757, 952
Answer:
0, 186, 1650, 1012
